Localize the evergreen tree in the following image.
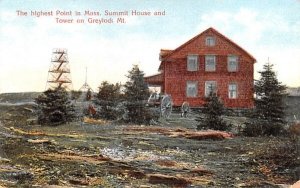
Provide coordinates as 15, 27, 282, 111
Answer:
97, 81, 121, 101
124, 65, 149, 101
35, 88, 75, 125
197, 92, 231, 131
253, 62, 287, 135
70, 90, 82, 101
95, 81, 122, 120
255, 63, 287, 122
244, 62, 287, 136
123, 65, 152, 124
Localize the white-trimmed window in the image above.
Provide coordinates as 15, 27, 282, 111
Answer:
205, 55, 216, 71
228, 55, 238, 72
205, 81, 217, 97
228, 83, 237, 99
186, 81, 198, 97
187, 55, 199, 71
206, 36, 215, 46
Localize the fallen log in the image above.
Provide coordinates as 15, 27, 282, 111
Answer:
155, 160, 177, 167
148, 174, 191, 187
7, 127, 82, 138
124, 126, 233, 140
174, 130, 233, 140
37, 153, 110, 164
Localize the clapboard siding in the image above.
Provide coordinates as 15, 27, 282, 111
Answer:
145, 27, 256, 108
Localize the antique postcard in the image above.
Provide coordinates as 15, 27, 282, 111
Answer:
0, 0, 299, 187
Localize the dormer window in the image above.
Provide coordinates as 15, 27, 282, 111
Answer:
206, 36, 215, 46
187, 55, 199, 71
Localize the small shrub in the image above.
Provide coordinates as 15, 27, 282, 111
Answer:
243, 119, 286, 136
263, 122, 286, 136
197, 93, 231, 131
242, 120, 263, 137
94, 100, 120, 120
251, 139, 299, 182
197, 118, 232, 131
125, 102, 160, 125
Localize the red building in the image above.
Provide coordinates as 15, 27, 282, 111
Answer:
145, 27, 256, 109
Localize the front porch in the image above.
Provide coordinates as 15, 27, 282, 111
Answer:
144, 73, 164, 93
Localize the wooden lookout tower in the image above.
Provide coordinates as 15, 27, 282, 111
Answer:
46, 48, 73, 90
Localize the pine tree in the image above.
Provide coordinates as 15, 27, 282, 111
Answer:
124, 65, 149, 102
123, 65, 152, 124
255, 63, 287, 122
253, 62, 287, 135
95, 81, 122, 120
70, 90, 82, 101
35, 88, 75, 125
197, 93, 231, 131
97, 81, 121, 101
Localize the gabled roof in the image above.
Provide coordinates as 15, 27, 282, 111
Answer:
160, 27, 256, 68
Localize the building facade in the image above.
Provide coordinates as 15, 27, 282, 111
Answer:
145, 27, 256, 109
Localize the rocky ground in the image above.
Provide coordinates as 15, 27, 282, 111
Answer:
0, 93, 299, 187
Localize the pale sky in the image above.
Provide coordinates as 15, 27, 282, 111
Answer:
0, 0, 299, 93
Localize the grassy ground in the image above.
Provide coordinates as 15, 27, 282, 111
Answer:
0, 96, 299, 187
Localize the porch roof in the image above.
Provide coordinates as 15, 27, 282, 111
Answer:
144, 73, 163, 86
